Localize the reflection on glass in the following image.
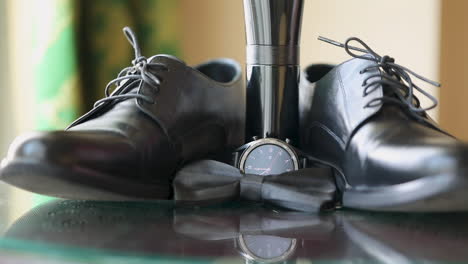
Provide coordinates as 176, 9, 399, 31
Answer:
1, 196, 468, 263
238, 234, 297, 263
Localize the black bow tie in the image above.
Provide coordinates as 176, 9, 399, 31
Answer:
172, 160, 338, 212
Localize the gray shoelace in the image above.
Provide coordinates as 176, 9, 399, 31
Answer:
319, 36, 440, 122
93, 27, 167, 107
66, 27, 168, 130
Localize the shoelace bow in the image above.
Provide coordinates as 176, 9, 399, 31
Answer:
318, 36, 440, 121
93, 27, 167, 108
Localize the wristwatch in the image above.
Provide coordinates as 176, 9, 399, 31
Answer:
232, 138, 309, 175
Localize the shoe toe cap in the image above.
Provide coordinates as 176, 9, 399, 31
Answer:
5, 132, 65, 164
3, 131, 135, 167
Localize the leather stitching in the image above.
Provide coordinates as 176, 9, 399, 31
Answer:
309, 121, 345, 149
336, 66, 351, 132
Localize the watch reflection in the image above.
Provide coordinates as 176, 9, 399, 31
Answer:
237, 234, 297, 263
174, 205, 336, 263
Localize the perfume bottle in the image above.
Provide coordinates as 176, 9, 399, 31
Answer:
243, 0, 304, 144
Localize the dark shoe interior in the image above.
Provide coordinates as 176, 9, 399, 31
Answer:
197, 61, 238, 83
305, 64, 334, 83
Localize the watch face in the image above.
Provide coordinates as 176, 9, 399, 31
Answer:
240, 139, 298, 175
238, 234, 297, 263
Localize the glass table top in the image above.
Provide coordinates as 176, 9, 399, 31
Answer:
0, 182, 467, 264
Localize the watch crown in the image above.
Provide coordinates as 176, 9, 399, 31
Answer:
252, 136, 259, 141
285, 138, 292, 144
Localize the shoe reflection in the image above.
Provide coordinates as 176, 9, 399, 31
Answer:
4, 200, 468, 263
341, 211, 468, 263
4, 200, 339, 263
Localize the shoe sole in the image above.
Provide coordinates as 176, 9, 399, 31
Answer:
0, 158, 171, 201
341, 170, 468, 212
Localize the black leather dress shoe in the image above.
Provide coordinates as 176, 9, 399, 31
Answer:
0, 27, 245, 200
299, 37, 468, 212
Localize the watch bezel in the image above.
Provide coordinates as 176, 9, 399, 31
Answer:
238, 138, 299, 174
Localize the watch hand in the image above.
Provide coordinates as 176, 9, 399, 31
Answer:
267, 151, 281, 171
